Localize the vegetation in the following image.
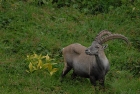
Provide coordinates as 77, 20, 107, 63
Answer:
26, 53, 58, 75
0, 0, 140, 93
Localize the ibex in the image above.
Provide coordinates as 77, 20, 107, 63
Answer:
61, 30, 129, 86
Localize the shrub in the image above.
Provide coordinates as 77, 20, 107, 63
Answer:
26, 53, 58, 76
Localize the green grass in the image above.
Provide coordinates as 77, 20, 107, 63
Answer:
0, 1, 140, 94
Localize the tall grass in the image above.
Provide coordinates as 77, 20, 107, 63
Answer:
0, 1, 140, 94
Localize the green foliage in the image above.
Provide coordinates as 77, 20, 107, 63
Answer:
26, 53, 58, 76
51, 0, 137, 14
22, 0, 53, 6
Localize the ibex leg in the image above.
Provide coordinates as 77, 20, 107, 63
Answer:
99, 77, 105, 86
71, 71, 77, 79
61, 62, 72, 77
89, 76, 96, 86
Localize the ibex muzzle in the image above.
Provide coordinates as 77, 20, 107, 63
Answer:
61, 30, 129, 86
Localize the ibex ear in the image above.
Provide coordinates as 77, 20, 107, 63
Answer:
103, 44, 108, 49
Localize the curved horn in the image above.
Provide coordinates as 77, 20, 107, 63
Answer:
99, 34, 130, 45
95, 30, 112, 42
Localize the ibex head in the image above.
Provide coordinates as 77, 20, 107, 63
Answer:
85, 30, 129, 56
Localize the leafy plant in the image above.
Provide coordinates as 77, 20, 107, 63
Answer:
26, 53, 58, 76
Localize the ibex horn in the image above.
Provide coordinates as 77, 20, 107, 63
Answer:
99, 34, 130, 45
95, 30, 112, 42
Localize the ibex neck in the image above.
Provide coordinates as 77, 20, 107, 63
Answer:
95, 53, 109, 70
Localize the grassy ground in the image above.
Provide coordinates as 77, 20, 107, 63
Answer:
0, 1, 140, 94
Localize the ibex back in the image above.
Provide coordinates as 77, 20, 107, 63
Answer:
61, 30, 129, 86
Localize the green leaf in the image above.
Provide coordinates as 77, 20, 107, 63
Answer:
51, 63, 57, 65
37, 60, 43, 69
42, 63, 49, 69
50, 68, 58, 76
45, 54, 50, 61
33, 53, 38, 59
33, 53, 43, 60
33, 66, 37, 71
47, 63, 52, 72
29, 62, 33, 72
26, 70, 30, 73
